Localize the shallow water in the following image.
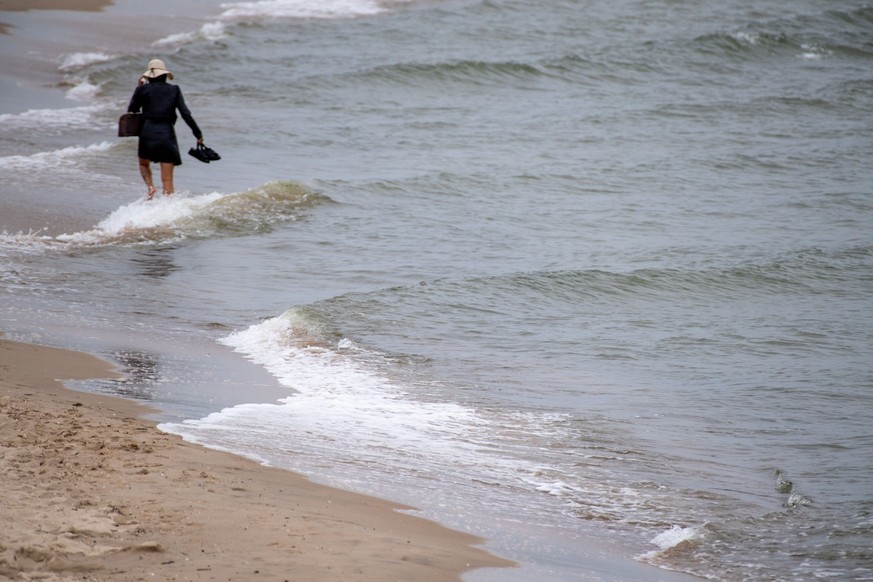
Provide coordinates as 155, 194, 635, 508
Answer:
2, 0, 872, 579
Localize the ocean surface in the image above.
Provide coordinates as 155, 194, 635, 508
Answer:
2, 0, 872, 580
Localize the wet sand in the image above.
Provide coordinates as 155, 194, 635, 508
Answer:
0, 0, 112, 11
0, 338, 514, 580
0, 0, 219, 113
0, 0, 109, 32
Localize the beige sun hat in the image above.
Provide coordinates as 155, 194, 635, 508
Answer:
142, 58, 174, 80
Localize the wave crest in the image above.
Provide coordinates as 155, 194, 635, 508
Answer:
220, 0, 391, 21
53, 180, 329, 246
360, 59, 549, 88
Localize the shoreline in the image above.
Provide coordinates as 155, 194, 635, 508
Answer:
0, 337, 514, 580
0, 0, 224, 114
0, 0, 112, 11
0, 0, 112, 34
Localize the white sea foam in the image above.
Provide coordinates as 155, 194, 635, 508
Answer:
154, 22, 228, 48
534, 480, 579, 496
0, 104, 110, 133
732, 31, 760, 46
56, 192, 227, 245
160, 309, 497, 473
48, 183, 316, 247
0, 142, 114, 173
0, 232, 52, 254
799, 43, 830, 60
65, 79, 102, 102
651, 525, 701, 549
785, 492, 813, 507
220, 0, 388, 21
96, 192, 227, 233
638, 524, 703, 561
59, 52, 114, 72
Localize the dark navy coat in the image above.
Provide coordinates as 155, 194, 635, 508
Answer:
128, 77, 202, 165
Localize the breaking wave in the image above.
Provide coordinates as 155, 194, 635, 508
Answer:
0, 181, 327, 249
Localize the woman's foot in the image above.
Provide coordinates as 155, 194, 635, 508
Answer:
146, 185, 157, 200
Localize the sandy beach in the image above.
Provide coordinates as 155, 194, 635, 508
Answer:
0, 338, 513, 580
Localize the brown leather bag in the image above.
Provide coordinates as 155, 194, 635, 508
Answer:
118, 112, 143, 137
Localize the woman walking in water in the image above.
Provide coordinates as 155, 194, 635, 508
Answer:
128, 58, 203, 199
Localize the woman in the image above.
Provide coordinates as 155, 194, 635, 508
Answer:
127, 58, 203, 199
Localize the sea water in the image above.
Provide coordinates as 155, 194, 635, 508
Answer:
1, 0, 872, 580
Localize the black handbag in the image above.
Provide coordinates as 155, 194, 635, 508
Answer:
118, 112, 143, 137
188, 143, 221, 163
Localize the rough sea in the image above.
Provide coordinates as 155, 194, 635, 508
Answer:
1, 0, 872, 580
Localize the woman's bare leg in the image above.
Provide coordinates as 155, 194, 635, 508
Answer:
139, 158, 157, 199
160, 162, 175, 196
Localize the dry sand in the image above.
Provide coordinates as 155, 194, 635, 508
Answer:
0, 338, 514, 581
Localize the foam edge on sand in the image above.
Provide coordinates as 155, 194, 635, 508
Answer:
0, 337, 515, 581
